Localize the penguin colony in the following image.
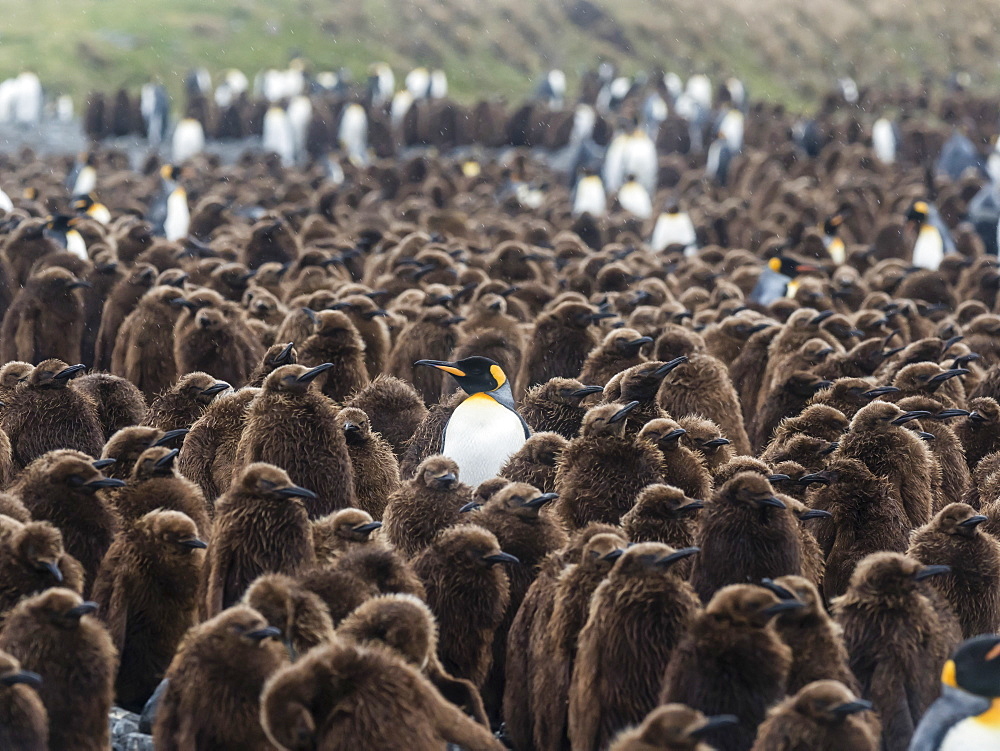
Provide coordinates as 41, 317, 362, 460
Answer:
2, 66, 1000, 751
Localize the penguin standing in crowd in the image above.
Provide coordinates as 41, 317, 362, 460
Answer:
414, 356, 529, 488
149, 165, 189, 242
908, 201, 954, 271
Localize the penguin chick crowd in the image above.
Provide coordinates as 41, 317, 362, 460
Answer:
3, 72, 1000, 751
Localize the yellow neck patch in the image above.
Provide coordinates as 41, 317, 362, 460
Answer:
975, 699, 1000, 728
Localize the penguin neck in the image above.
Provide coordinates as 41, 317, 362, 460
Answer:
975, 698, 1000, 728
465, 380, 516, 411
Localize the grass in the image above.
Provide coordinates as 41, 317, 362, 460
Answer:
0, 0, 998, 112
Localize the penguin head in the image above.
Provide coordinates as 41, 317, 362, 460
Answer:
719, 472, 786, 513
931, 503, 988, 539
237, 463, 318, 504
317, 508, 382, 544
846, 552, 950, 602
630, 705, 738, 748
131, 446, 179, 481
602, 327, 653, 357
211, 605, 283, 650
38, 451, 125, 494
265, 363, 333, 394
338, 593, 437, 670
581, 401, 639, 438
789, 681, 873, 725
767, 256, 820, 278
614, 542, 700, 578
160, 164, 181, 182
906, 200, 929, 224
517, 432, 568, 468
484, 482, 558, 520
417, 456, 460, 491
968, 397, 1000, 426
29, 359, 86, 390
15, 521, 66, 584
632, 484, 705, 518
137, 509, 206, 556
943, 634, 1000, 698
581, 532, 627, 568
176, 373, 230, 404
639, 418, 688, 452
24, 588, 99, 630
336, 407, 372, 446
434, 524, 520, 569
759, 575, 822, 622
413, 356, 508, 396
706, 583, 805, 628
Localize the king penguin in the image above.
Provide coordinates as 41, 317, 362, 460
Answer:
749, 256, 819, 307
413, 356, 530, 488
71, 194, 112, 225
910, 634, 1000, 751
651, 200, 697, 255
572, 168, 607, 217
908, 201, 954, 271
149, 165, 189, 242
617, 174, 653, 219
171, 117, 205, 163
822, 210, 849, 265
45, 214, 89, 261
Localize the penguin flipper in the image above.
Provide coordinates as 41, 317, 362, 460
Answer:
15, 308, 37, 363
908, 686, 990, 751
871, 660, 916, 749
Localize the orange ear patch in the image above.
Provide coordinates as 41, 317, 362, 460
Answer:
490, 364, 507, 389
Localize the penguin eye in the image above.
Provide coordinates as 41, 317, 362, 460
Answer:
66, 475, 85, 487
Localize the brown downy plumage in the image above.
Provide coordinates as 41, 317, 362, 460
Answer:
0, 361, 33, 409
234, 363, 357, 518
678, 415, 735, 474
0, 588, 116, 751
749, 680, 877, 751
143, 372, 229, 432
780, 497, 828, 591
609, 703, 737, 751
110, 285, 185, 399
72, 372, 147, 441
154, 605, 288, 751
907, 502, 1000, 638
808, 378, 897, 420
90, 509, 205, 712
297, 310, 370, 401
0, 521, 84, 623
382, 455, 473, 557
1, 360, 104, 469
690, 472, 803, 604
518, 301, 608, 396
895, 395, 970, 508
761, 404, 849, 467
0, 267, 88, 365
661, 584, 796, 751
310, 507, 382, 566
605, 358, 687, 435
93, 263, 158, 371
329, 294, 392, 378
955, 396, 1000, 469
2, 218, 60, 288
751, 371, 833, 452
260, 639, 504, 751
172, 288, 263, 388
555, 401, 664, 529
175, 387, 257, 499
731, 325, 780, 424
833, 552, 962, 751
346, 374, 429, 458
10, 450, 122, 595
100, 425, 188, 481
246, 340, 297, 388
621, 484, 702, 571
569, 543, 700, 751
204, 463, 317, 616
639, 418, 713, 500
499, 431, 568, 493
531, 532, 626, 751
242, 573, 335, 659
337, 406, 399, 519
0, 649, 48, 751
387, 305, 463, 404
579, 328, 653, 386
519, 378, 603, 439
411, 524, 514, 688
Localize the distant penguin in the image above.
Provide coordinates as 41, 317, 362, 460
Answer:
872, 117, 900, 164
42, 215, 88, 261
149, 165, 189, 241
171, 117, 205, 163
339, 103, 369, 165
262, 105, 295, 165
617, 175, 653, 219
140, 83, 170, 146
572, 170, 607, 218
651, 201, 698, 255
908, 201, 952, 272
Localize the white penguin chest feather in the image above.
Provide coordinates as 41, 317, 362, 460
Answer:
912, 224, 944, 270
442, 394, 526, 488
940, 717, 1000, 750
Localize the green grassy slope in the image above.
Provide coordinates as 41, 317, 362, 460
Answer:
2, 0, 998, 110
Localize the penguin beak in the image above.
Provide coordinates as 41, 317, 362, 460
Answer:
570, 386, 604, 398
702, 437, 731, 448
459, 501, 481, 512
749, 323, 773, 333
628, 336, 654, 348
760, 578, 797, 600
810, 310, 835, 324
890, 410, 932, 425
413, 360, 466, 377
201, 382, 230, 396
928, 368, 970, 385
300, 307, 319, 325
66, 280, 92, 290
178, 538, 208, 549
154, 449, 180, 468
602, 549, 624, 561
812, 380, 834, 391
482, 551, 520, 565
953, 354, 981, 368
53, 364, 86, 381
0, 670, 42, 687
766, 474, 790, 483
276, 484, 319, 500
917, 432, 936, 442
653, 356, 688, 378
943, 335, 964, 351
913, 564, 951, 581
678, 501, 705, 513
798, 473, 831, 486
661, 429, 687, 442
830, 700, 873, 716
65, 601, 99, 619
609, 401, 640, 423
755, 496, 787, 509
435, 473, 458, 489
690, 715, 739, 738
170, 298, 197, 309
862, 386, 900, 399
522, 493, 558, 509
761, 599, 806, 616
958, 515, 989, 529
84, 477, 126, 490
154, 428, 190, 447
970, 411, 988, 424
296, 363, 334, 383
934, 409, 971, 420
656, 546, 700, 568
274, 342, 295, 364
246, 626, 282, 643
343, 422, 361, 435
42, 561, 63, 582
351, 522, 382, 535
91, 458, 116, 470
799, 509, 833, 520
848, 329, 865, 338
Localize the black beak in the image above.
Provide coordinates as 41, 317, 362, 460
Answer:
523, 493, 558, 509
84, 477, 126, 490
928, 368, 970, 385
301, 307, 318, 325
761, 599, 807, 615
53, 364, 86, 381
890, 410, 932, 425
246, 626, 282, 642
42, 561, 63, 582
657, 546, 700, 567
690, 715, 739, 738
756, 496, 787, 509
913, 564, 951, 581
760, 578, 796, 600
91, 458, 116, 470
201, 382, 230, 396
0, 670, 42, 687
812, 380, 834, 391
943, 335, 964, 352
570, 385, 604, 398
609, 401, 640, 423
66, 601, 99, 619
274, 342, 295, 364
653, 356, 688, 378
170, 298, 197, 309
628, 336, 654, 348
661, 428, 687, 442
831, 699, 873, 716
862, 386, 900, 399
154, 428, 190, 447
435, 473, 457, 488
958, 515, 989, 529
67, 280, 92, 290
678, 500, 705, 513
483, 551, 520, 565
934, 409, 970, 420
296, 363, 334, 383
799, 509, 833, 520
810, 310, 835, 324
602, 548, 624, 561
797, 473, 830, 486
767, 474, 791, 483
702, 437, 731, 448
276, 484, 319, 500
459, 501, 481, 512
916, 431, 935, 441
343, 422, 361, 435
179, 538, 208, 549
352, 522, 382, 534
970, 411, 988, 423
154, 449, 179, 468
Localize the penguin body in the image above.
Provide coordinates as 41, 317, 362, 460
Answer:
617, 179, 653, 219
572, 174, 607, 218
171, 117, 204, 163
651, 208, 697, 254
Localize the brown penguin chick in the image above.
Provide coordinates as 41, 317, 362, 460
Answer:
806, 377, 892, 420
310, 507, 382, 566
609, 704, 738, 751
297, 310, 370, 401
337, 592, 490, 727
518, 301, 608, 395
2, 218, 59, 288
519, 377, 603, 438
710, 456, 774, 486
0, 521, 84, 623
0, 649, 48, 751
749, 680, 877, 751
811, 337, 891, 382
759, 576, 858, 694
9, 450, 122, 594
777, 337, 838, 379
766, 403, 849, 445
72, 372, 147, 441
579, 328, 653, 386
530, 532, 627, 751
172, 289, 264, 389
242, 573, 335, 659
833, 400, 940, 527
243, 217, 299, 269
955, 396, 1000, 469
704, 315, 774, 368
569, 543, 700, 751
93, 263, 158, 371
101, 425, 188, 481
621, 484, 702, 569
762, 308, 841, 392
907, 502, 1000, 638
690, 472, 803, 604
382, 456, 473, 557
110, 285, 184, 399
90, 510, 205, 712
0, 362, 33, 408
499, 431, 567, 493
113, 446, 212, 534
0, 267, 88, 365
247, 340, 296, 387
260, 639, 504, 751
387, 305, 462, 404
1, 360, 104, 469
175, 387, 257, 499
411, 524, 515, 688
208, 262, 254, 302
0, 588, 116, 751
204, 463, 316, 616
678, 415, 735, 473
337, 406, 399, 519
328, 294, 392, 379
780, 496, 828, 591
154, 605, 288, 751
730, 325, 780, 424
890, 361, 968, 409
660, 584, 796, 751
639, 419, 713, 500
554, 401, 664, 529
346, 374, 429, 458
800, 457, 912, 600
895, 395, 970, 508
751, 371, 833, 452
143, 371, 229, 432
833, 553, 961, 751
235, 363, 357, 518
113, 219, 154, 266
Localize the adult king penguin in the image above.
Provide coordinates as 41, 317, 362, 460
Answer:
908, 201, 954, 271
414, 356, 529, 488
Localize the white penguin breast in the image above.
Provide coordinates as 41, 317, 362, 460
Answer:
442, 394, 526, 488
912, 224, 944, 270
940, 717, 1000, 750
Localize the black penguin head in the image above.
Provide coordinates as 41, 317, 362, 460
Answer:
906, 200, 929, 223
944, 634, 1000, 698
413, 356, 508, 395
767, 255, 820, 278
